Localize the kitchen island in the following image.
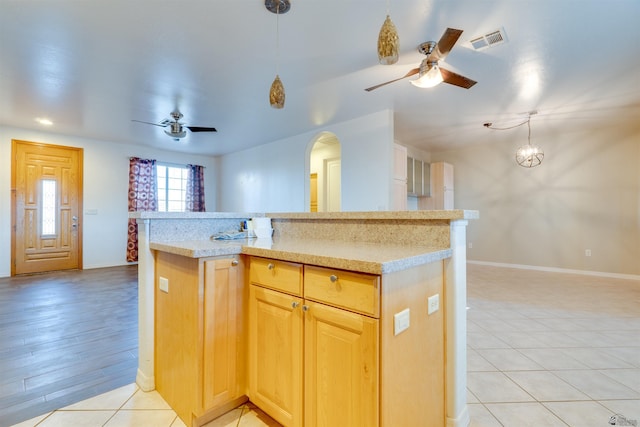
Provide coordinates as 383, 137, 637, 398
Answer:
131, 210, 477, 427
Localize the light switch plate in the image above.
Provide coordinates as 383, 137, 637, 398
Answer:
159, 277, 169, 293
428, 294, 440, 315
393, 308, 410, 336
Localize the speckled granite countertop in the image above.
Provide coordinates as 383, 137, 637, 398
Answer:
149, 238, 451, 275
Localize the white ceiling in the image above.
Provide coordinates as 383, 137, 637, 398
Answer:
1, 0, 639, 156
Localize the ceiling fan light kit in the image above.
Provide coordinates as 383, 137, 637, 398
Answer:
132, 110, 217, 141
410, 61, 443, 88
366, 28, 477, 92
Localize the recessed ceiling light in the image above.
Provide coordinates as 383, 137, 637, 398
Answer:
35, 117, 53, 126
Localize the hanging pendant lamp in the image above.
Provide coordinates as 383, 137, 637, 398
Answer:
267, 0, 289, 109
484, 111, 545, 168
515, 117, 544, 168
377, 0, 399, 64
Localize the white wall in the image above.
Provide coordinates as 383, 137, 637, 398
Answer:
429, 121, 640, 277
0, 126, 217, 277
218, 110, 394, 213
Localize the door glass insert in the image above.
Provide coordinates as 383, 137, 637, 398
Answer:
41, 179, 57, 236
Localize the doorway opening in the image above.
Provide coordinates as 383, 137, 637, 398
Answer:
309, 133, 341, 212
11, 140, 83, 275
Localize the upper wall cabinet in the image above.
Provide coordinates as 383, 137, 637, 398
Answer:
407, 156, 430, 197
393, 144, 408, 210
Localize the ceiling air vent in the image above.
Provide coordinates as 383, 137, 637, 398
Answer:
469, 28, 507, 51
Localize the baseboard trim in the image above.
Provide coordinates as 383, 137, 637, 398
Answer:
468, 260, 640, 281
447, 406, 470, 427
136, 369, 155, 392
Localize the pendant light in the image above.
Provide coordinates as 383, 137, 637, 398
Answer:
377, 0, 399, 65
515, 117, 544, 168
483, 111, 545, 168
267, 0, 290, 109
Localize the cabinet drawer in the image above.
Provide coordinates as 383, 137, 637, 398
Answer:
304, 266, 380, 317
250, 257, 303, 296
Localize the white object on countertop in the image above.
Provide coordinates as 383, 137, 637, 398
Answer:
254, 227, 273, 239
252, 217, 271, 229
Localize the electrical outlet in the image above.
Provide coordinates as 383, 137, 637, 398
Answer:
159, 277, 169, 293
393, 308, 410, 336
585, 249, 592, 257
428, 294, 440, 315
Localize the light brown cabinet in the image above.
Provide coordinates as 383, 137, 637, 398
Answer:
249, 259, 380, 427
155, 252, 246, 427
248, 256, 445, 427
154, 251, 446, 426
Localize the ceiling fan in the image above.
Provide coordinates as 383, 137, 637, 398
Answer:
132, 111, 217, 141
365, 28, 477, 92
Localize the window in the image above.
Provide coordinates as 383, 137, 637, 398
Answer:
41, 179, 57, 235
156, 164, 188, 212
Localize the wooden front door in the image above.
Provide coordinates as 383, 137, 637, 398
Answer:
11, 140, 83, 275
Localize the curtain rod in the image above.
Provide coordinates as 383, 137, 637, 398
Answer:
128, 157, 206, 168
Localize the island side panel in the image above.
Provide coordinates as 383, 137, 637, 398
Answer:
380, 260, 445, 427
155, 251, 202, 425
136, 218, 155, 391
446, 220, 470, 427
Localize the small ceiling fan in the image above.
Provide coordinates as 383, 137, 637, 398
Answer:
365, 28, 477, 92
132, 111, 217, 141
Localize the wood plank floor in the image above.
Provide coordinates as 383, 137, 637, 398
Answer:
0, 265, 138, 427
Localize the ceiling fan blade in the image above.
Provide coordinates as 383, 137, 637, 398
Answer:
440, 67, 477, 89
186, 126, 217, 133
364, 68, 420, 92
131, 119, 167, 128
428, 28, 463, 62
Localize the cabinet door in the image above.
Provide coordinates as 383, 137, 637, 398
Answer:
304, 301, 379, 427
202, 257, 240, 412
249, 285, 303, 427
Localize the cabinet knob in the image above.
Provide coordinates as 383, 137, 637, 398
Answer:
329, 274, 338, 283
267, 263, 275, 270
291, 301, 300, 309
302, 305, 309, 312
231, 260, 238, 266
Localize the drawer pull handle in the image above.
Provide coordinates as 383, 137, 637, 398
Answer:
302, 305, 309, 312
267, 263, 275, 270
291, 301, 300, 309
329, 274, 338, 282
231, 260, 238, 266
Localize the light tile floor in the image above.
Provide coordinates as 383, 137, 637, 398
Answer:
11, 264, 640, 427
466, 264, 639, 427
9, 383, 279, 427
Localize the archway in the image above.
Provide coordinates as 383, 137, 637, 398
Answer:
308, 132, 341, 212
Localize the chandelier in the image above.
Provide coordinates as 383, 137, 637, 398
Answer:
515, 118, 544, 168
484, 111, 544, 168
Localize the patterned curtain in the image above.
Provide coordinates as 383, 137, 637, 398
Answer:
127, 157, 157, 262
186, 164, 206, 212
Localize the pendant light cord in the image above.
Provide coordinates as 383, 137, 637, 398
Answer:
275, 2, 280, 75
